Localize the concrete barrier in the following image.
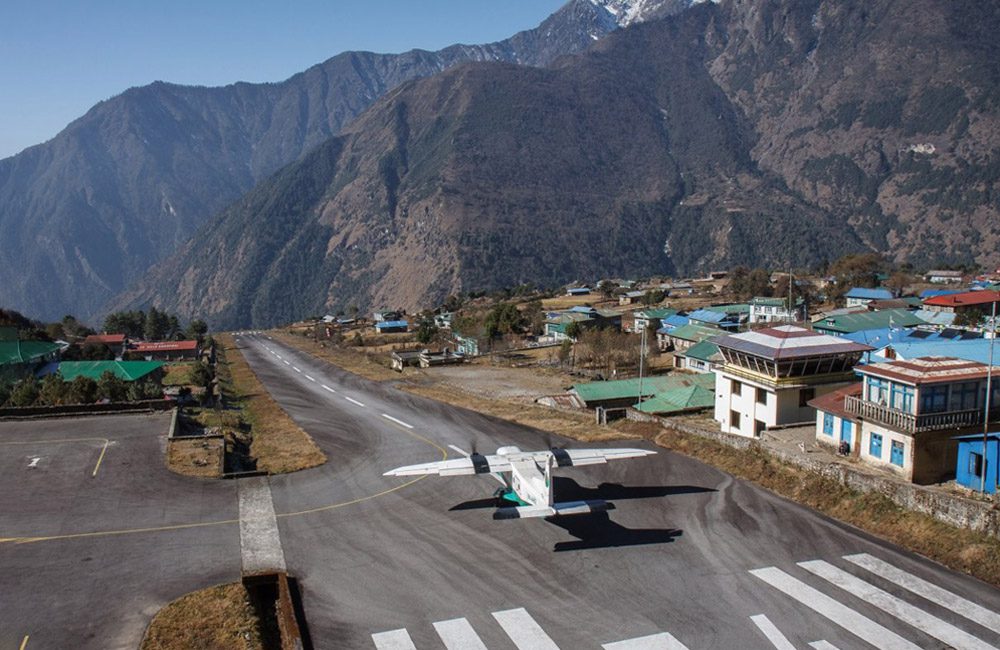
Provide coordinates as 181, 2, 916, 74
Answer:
242, 572, 308, 650
0, 399, 174, 420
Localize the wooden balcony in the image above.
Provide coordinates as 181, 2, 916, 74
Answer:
844, 396, 989, 434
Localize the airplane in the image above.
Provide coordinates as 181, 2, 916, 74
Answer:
384, 445, 656, 519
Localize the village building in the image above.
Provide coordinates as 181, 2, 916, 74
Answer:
925, 269, 964, 284
618, 290, 646, 306
55, 360, 164, 384
748, 297, 806, 325
373, 320, 409, 335
390, 350, 423, 371
565, 286, 591, 297
811, 308, 926, 336
713, 325, 871, 438
130, 340, 200, 361
922, 290, 1000, 316
954, 433, 999, 494
672, 339, 722, 373
418, 348, 464, 368
664, 323, 722, 352
82, 333, 127, 357
633, 308, 677, 334
844, 287, 893, 308
0, 338, 62, 380
811, 356, 1000, 484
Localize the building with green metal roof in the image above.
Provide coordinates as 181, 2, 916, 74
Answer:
675, 339, 721, 373
571, 372, 715, 409
812, 308, 926, 335
664, 323, 724, 351
634, 383, 715, 415
57, 361, 164, 383
0, 340, 62, 367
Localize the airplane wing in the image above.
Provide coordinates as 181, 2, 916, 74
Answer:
384, 453, 512, 477
548, 448, 656, 467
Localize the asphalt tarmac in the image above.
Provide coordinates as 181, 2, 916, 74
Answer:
2, 334, 999, 649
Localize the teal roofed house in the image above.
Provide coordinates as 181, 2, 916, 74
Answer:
674, 339, 722, 373
56, 361, 164, 383
0, 340, 62, 367
634, 383, 715, 415
570, 372, 715, 410
812, 308, 926, 335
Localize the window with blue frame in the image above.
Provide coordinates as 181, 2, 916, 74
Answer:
953, 381, 979, 411
890, 440, 905, 467
869, 432, 883, 459
890, 383, 914, 413
867, 376, 888, 404
823, 413, 834, 435
920, 385, 949, 413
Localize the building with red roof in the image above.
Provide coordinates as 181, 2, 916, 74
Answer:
82, 333, 127, 356
130, 340, 200, 361
922, 290, 1000, 315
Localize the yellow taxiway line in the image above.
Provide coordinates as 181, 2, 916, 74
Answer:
20, 635, 29, 650
0, 419, 446, 545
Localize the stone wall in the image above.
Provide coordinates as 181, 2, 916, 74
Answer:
639, 409, 1000, 538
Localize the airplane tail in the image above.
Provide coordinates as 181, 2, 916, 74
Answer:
493, 500, 614, 520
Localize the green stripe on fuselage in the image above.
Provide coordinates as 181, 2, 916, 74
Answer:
497, 487, 530, 506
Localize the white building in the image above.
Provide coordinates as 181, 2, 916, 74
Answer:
713, 326, 871, 438
748, 297, 806, 324
925, 270, 964, 284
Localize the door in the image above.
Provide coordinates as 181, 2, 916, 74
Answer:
840, 420, 853, 450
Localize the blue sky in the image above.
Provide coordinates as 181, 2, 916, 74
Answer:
0, 0, 565, 159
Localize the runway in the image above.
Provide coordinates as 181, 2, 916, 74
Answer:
2, 331, 999, 649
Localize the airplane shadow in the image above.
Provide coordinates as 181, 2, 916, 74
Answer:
546, 512, 683, 552
551, 477, 716, 502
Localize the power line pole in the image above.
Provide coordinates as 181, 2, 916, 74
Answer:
637, 325, 646, 406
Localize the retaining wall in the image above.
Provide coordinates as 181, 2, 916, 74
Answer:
0, 399, 174, 420
644, 411, 1000, 538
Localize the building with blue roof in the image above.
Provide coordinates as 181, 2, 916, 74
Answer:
845, 287, 894, 308
374, 320, 409, 334
919, 289, 962, 299
870, 338, 996, 366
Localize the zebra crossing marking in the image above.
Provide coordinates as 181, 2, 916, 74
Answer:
799, 559, 996, 650
492, 607, 561, 650
749, 614, 795, 650
844, 552, 1000, 635
750, 566, 921, 650
602, 631, 690, 649
432, 617, 488, 650
371, 628, 417, 650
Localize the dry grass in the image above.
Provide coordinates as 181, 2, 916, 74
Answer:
541, 295, 607, 310
401, 382, 643, 444
272, 331, 400, 382
218, 333, 327, 474
655, 427, 1000, 588
141, 583, 264, 650
166, 438, 224, 478
162, 362, 196, 387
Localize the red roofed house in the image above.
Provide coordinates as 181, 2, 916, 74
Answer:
131, 340, 200, 361
814, 356, 1000, 483
82, 334, 127, 357
712, 325, 872, 438
922, 290, 1000, 315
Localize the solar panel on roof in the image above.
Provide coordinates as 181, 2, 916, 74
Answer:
908, 330, 932, 339
939, 328, 961, 339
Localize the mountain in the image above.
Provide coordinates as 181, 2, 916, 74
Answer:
118, 0, 1000, 329
0, 0, 694, 322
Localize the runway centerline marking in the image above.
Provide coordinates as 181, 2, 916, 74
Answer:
344, 396, 365, 407
305, 375, 315, 382
293, 366, 301, 373
283, 360, 290, 366
381, 414, 413, 429
322, 385, 336, 393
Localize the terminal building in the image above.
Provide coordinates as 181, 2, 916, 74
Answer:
712, 325, 871, 438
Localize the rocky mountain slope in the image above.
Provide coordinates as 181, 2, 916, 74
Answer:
118, 0, 1000, 329
0, 0, 691, 321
